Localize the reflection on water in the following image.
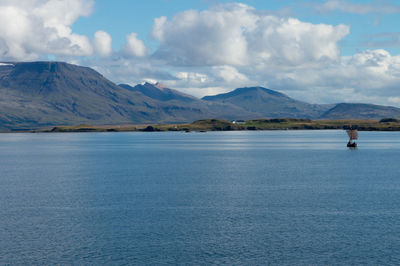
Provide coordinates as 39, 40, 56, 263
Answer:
1, 130, 400, 264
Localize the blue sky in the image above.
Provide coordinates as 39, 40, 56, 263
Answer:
1, 0, 400, 105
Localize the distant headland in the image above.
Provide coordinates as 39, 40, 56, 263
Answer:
31, 118, 400, 133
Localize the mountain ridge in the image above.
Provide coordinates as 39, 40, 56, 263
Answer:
0, 61, 400, 130
119, 82, 197, 102
0, 61, 253, 130
202, 86, 333, 119
321, 103, 400, 119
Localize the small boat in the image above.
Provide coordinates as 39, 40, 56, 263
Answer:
346, 127, 358, 148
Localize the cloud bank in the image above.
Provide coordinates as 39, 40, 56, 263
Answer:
0, 0, 95, 59
122, 33, 148, 58
0, 0, 147, 60
147, 3, 400, 105
152, 3, 349, 67
0, 1, 400, 106
93, 30, 112, 57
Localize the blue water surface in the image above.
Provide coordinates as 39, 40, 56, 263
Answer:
1, 130, 400, 265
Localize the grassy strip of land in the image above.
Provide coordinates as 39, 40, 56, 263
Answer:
36, 118, 400, 132
36, 124, 147, 132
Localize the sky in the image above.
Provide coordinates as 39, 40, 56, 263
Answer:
1, 0, 400, 106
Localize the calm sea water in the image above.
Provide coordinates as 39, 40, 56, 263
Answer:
1, 130, 400, 265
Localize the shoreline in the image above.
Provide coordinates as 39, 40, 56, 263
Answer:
2, 118, 400, 133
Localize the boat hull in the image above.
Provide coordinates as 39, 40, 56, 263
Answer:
347, 142, 357, 148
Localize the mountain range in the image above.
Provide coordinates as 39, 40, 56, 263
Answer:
202, 86, 333, 118
0, 61, 399, 131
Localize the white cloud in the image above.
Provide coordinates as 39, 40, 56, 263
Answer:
212, 65, 249, 83
389, 97, 400, 104
152, 16, 167, 42
87, 56, 177, 88
160, 66, 253, 97
93, 30, 112, 57
175, 71, 208, 84
175, 67, 249, 87
152, 3, 349, 67
175, 86, 231, 98
32, 0, 94, 26
252, 49, 400, 105
249, 17, 349, 66
0, 0, 94, 60
152, 3, 256, 66
121, 33, 147, 57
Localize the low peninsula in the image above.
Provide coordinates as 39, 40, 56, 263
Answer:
35, 118, 400, 133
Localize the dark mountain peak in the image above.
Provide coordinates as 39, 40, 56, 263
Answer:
0, 61, 111, 96
142, 81, 169, 91
235, 86, 286, 96
0, 61, 102, 81
141, 81, 166, 91
333, 103, 381, 108
154, 82, 168, 90
2, 61, 91, 75
120, 82, 196, 102
202, 86, 287, 101
202, 86, 330, 118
